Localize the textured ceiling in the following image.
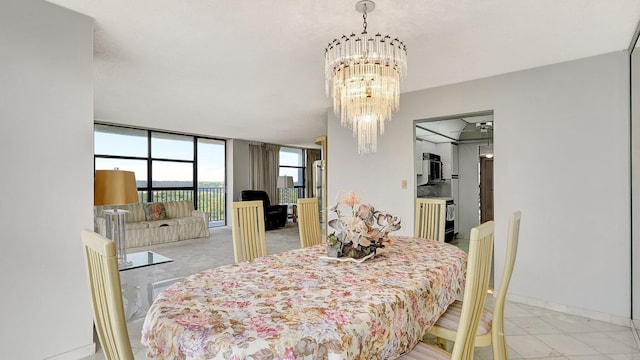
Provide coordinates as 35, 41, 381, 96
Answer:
46, 0, 640, 147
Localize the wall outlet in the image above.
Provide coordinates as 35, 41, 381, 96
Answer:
401, 179, 407, 189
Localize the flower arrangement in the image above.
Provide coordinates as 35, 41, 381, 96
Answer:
327, 191, 402, 259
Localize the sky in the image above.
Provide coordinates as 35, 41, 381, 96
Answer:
94, 130, 225, 183
95, 128, 306, 185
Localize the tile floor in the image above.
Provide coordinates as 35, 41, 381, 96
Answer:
84, 225, 640, 359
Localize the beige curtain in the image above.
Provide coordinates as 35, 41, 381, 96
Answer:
249, 141, 264, 192
249, 141, 281, 203
305, 149, 321, 198
263, 143, 280, 203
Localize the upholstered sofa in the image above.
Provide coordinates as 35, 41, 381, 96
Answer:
94, 200, 210, 248
240, 190, 288, 230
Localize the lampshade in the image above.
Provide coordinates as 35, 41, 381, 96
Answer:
94, 170, 138, 205
277, 176, 294, 189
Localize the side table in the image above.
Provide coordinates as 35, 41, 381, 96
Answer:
287, 204, 298, 223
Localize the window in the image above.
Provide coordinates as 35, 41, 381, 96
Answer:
279, 147, 305, 203
197, 139, 226, 224
94, 124, 227, 227
151, 133, 193, 160
95, 125, 147, 157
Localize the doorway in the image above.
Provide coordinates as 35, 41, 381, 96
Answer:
480, 154, 494, 223
414, 111, 494, 243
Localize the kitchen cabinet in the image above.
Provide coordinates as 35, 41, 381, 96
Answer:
416, 140, 437, 176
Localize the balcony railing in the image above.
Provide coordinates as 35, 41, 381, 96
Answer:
277, 187, 305, 205
137, 187, 226, 227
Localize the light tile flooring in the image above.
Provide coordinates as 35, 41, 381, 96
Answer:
85, 225, 640, 359
469, 299, 640, 359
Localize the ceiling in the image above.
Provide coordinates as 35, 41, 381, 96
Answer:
416, 114, 493, 144
45, 0, 640, 148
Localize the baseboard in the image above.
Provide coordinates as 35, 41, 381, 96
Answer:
508, 294, 630, 327
631, 319, 640, 349
44, 343, 95, 360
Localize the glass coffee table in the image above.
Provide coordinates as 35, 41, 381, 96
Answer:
119, 250, 173, 271
119, 251, 173, 319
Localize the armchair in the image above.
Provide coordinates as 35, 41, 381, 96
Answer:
240, 190, 287, 230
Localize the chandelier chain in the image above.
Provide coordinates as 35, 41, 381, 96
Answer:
362, 5, 368, 33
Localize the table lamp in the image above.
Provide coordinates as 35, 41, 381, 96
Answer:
94, 169, 138, 268
277, 175, 294, 204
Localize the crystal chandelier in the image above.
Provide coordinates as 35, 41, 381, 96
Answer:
325, 0, 407, 155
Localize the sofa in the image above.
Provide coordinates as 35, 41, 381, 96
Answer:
94, 200, 210, 248
240, 190, 288, 230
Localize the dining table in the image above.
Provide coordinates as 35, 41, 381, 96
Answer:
141, 236, 468, 360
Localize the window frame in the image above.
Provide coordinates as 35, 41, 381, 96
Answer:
94, 123, 227, 226
279, 147, 306, 202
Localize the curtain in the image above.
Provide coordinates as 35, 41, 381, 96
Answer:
249, 141, 264, 193
305, 149, 321, 198
263, 143, 280, 203
249, 141, 281, 203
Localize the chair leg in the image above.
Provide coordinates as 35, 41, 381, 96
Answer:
435, 337, 452, 352
492, 332, 508, 360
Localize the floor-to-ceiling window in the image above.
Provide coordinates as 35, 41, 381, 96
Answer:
94, 124, 227, 226
278, 147, 305, 203
197, 138, 226, 225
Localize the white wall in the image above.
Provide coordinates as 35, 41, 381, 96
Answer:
329, 51, 630, 320
416, 139, 438, 156
457, 142, 482, 239
0, 1, 94, 358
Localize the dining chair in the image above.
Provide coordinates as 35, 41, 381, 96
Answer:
415, 198, 447, 242
398, 220, 495, 360
80, 229, 134, 360
231, 200, 267, 263
427, 211, 521, 360
297, 197, 322, 248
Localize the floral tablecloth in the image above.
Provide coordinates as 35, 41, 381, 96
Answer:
141, 236, 467, 360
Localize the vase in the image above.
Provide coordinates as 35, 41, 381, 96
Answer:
326, 243, 377, 260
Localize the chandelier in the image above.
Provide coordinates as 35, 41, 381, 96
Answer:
325, 0, 407, 155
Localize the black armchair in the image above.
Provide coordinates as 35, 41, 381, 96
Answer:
240, 190, 288, 230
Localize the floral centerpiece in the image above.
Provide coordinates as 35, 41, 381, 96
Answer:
327, 191, 402, 259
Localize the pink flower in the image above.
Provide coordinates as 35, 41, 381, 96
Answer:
323, 310, 349, 326
339, 191, 360, 207
219, 280, 238, 290
356, 236, 371, 248
329, 191, 402, 257
239, 300, 251, 308
174, 311, 208, 327
343, 216, 368, 242
279, 347, 296, 360
250, 315, 280, 338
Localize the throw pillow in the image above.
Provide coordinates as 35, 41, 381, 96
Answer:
143, 203, 167, 221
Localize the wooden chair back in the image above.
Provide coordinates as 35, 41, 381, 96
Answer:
451, 220, 494, 360
297, 198, 322, 248
415, 198, 447, 242
427, 211, 521, 356
398, 221, 495, 360
81, 229, 134, 360
492, 211, 521, 360
231, 200, 267, 263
